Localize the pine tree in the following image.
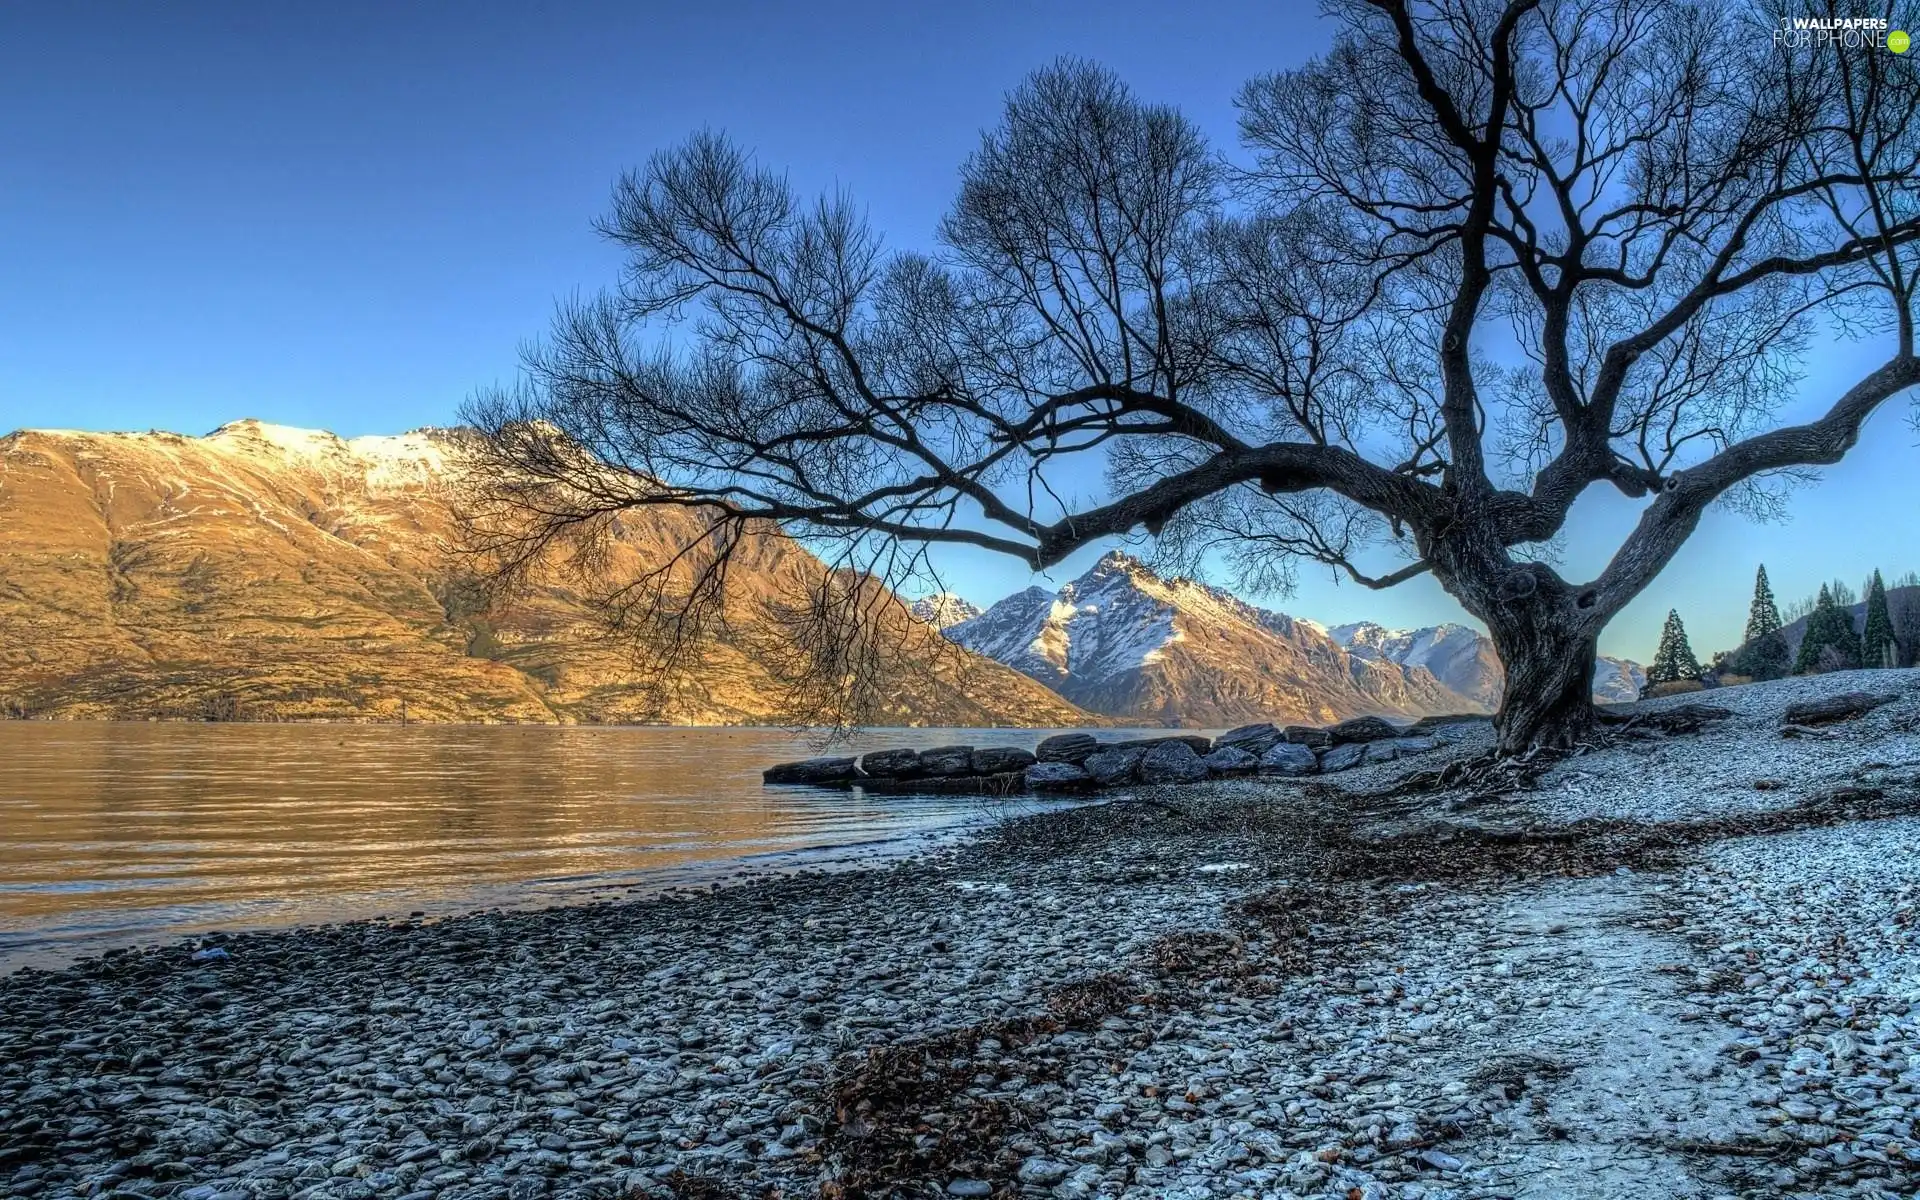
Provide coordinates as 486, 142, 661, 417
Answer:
1795, 583, 1863, 674
1733, 564, 1790, 679
1648, 609, 1704, 684
1744, 565, 1782, 643
1864, 569, 1898, 668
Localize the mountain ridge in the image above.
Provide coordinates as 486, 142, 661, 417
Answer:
0, 420, 1093, 727
940, 552, 1474, 727
937, 554, 1646, 725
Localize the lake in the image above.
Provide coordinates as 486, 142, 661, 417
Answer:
0, 722, 1151, 971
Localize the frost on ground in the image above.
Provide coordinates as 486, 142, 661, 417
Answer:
6, 670, 1920, 1200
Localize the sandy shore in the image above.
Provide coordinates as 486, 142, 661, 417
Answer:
7, 670, 1920, 1200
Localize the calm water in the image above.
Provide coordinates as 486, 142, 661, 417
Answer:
0, 723, 1141, 970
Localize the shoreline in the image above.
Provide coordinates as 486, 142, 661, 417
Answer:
7, 671, 1920, 1199
0, 796, 1078, 978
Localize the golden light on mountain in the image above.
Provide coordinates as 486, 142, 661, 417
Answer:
0, 420, 1092, 727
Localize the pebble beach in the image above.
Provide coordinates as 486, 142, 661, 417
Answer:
9, 669, 1920, 1200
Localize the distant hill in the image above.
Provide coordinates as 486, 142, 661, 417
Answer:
0, 421, 1094, 727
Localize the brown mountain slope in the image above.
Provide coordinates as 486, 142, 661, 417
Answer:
0, 420, 1092, 726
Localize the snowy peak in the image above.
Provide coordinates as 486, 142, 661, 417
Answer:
1332, 620, 1644, 708
202, 419, 453, 490
907, 592, 983, 630
945, 555, 1471, 727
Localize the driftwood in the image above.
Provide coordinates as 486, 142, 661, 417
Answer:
1595, 702, 1734, 735
1780, 691, 1899, 727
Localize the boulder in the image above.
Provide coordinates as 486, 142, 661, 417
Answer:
1213, 722, 1283, 756
1326, 716, 1402, 744
1318, 743, 1367, 772
1138, 740, 1209, 785
919, 745, 976, 776
1035, 732, 1102, 764
1083, 746, 1145, 786
1781, 691, 1898, 727
1026, 761, 1094, 791
1406, 713, 1491, 735
859, 747, 923, 778
1364, 735, 1444, 765
971, 746, 1037, 775
1282, 725, 1332, 748
1257, 742, 1319, 776
1105, 734, 1213, 756
1201, 746, 1259, 776
763, 756, 859, 785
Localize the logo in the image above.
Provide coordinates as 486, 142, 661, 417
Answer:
1772, 14, 1909, 51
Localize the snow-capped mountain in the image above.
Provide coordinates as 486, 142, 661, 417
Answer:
1330, 621, 1645, 707
1329, 621, 1502, 710
907, 592, 984, 630
1590, 657, 1649, 704
942, 552, 1470, 727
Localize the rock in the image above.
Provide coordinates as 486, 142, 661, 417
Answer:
918, 745, 976, 776
1201, 746, 1258, 776
1781, 691, 1897, 727
1104, 734, 1212, 756
1406, 713, 1490, 734
1026, 762, 1094, 791
1282, 725, 1332, 748
1035, 733, 1101, 763
946, 1182, 993, 1198
1214, 723, 1283, 755
762, 757, 859, 785
1319, 743, 1367, 772
1258, 743, 1319, 776
1367, 735, 1443, 764
1326, 715, 1402, 744
970, 746, 1037, 775
1016, 1158, 1072, 1186
1138, 741, 1208, 785
859, 748, 922, 778
1083, 746, 1145, 786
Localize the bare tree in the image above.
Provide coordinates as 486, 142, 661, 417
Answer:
465, 0, 1920, 755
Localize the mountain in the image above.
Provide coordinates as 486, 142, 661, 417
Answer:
1329, 621, 1503, 710
942, 551, 1470, 727
1330, 621, 1646, 707
908, 592, 983, 630
1590, 657, 1649, 703
0, 421, 1092, 727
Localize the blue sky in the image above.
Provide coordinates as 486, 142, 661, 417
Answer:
3, 1, 1916, 662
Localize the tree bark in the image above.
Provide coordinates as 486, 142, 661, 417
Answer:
1485, 606, 1599, 755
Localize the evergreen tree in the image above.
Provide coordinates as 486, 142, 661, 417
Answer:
1794, 584, 1863, 674
1744, 565, 1782, 643
1648, 609, 1704, 684
1863, 569, 1898, 668
1733, 564, 1791, 679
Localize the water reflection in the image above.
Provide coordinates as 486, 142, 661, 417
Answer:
0, 722, 1142, 967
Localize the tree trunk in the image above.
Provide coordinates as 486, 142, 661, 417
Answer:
1487, 610, 1599, 755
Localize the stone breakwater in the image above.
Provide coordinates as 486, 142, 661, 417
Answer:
762, 715, 1476, 794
